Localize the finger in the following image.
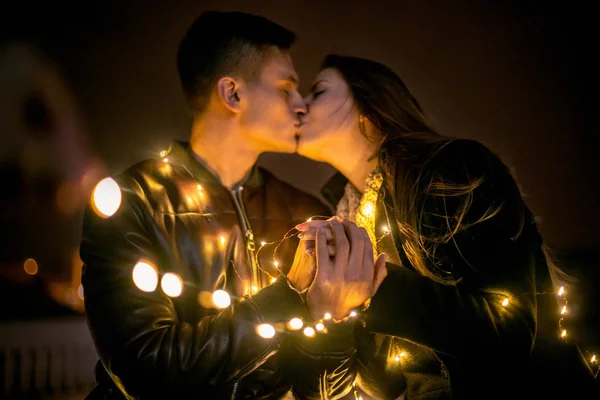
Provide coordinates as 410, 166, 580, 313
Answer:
329, 220, 350, 274
299, 227, 334, 241
360, 228, 375, 281
303, 242, 335, 257
341, 219, 364, 280
315, 227, 334, 280
372, 253, 389, 294
296, 220, 330, 231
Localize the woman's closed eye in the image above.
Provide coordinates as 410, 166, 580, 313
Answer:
312, 90, 325, 99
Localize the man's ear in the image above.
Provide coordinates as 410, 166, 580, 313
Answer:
216, 77, 243, 113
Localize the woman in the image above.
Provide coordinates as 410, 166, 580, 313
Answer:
293, 55, 596, 399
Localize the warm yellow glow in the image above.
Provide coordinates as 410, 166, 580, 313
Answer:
361, 202, 375, 218
161, 273, 183, 297
307, 217, 313, 222
159, 150, 167, 158
197, 184, 203, 191
256, 323, 276, 339
382, 225, 389, 233
394, 356, 400, 362
350, 311, 357, 317
315, 322, 325, 331
561, 329, 567, 338
132, 261, 158, 292
220, 236, 226, 246
23, 258, 38, 275
212, 290, 231, 309
91, 177, 122, 218
270, 277, 277, 283
324, 313, 332, 320
288, 318, 303, 330
561, 305, 567, 315
399, 351, 406, 357
501, 298, 509, 307
274, 261, 279, 268
251, 285, 258, 293
163, 157, 169, 163
261, 241, 267, 246
591, 355, 597, 363
558, 286, 565, 296
303, 327, 316, 337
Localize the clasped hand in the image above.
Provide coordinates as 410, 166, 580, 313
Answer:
287, 217, 387, 321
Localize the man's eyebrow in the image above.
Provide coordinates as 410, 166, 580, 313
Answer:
285, 75, 299, 85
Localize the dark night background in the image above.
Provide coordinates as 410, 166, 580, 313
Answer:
1, 0, 599, 397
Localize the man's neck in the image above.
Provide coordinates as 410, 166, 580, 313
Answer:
189, 118, 260, 189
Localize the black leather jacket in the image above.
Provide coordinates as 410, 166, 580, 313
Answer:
80, 141, 353, 399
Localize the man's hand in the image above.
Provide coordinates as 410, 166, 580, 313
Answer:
298, 219, 388, 321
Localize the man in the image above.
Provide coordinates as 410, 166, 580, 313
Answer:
81, 11, 380, 399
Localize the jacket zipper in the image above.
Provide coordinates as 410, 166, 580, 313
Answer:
231, 186, 260, 292
229, 185, 259, 400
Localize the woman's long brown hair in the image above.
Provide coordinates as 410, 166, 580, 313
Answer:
321, 54, 566, 288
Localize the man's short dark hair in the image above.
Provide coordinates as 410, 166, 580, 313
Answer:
177, 11, 295, 114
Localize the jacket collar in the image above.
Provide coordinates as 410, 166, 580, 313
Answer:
320, 171, 349, 209
165, 140, 263, 189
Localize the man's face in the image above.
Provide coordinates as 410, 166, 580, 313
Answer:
239, 48, 306, 153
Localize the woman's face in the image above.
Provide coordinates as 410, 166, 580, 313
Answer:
297, 68, 360, 163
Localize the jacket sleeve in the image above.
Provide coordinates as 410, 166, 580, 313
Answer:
80, 174, 308, 397
366, 140, 538, 359
285, 320, 357, 400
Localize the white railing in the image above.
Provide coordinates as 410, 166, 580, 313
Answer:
0, 316, 97, 399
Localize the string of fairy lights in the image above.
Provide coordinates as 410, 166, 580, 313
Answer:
86, 153, 599, 398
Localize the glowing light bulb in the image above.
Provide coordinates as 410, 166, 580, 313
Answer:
561, 329, 567, 338
212, 290, 231, 308
399, 352, 406, 357
361, 202, 375, 218
324, 313, 332, 320
132, 261, 158, 292
92, 177, 122, 218
256, 323, 276, 339
274, 261, 279, 268
23, 258, 38, 275
270, 277, 277, 283
303, 327, 316, 337
591, 355, 597, 363
502, 298, 509, 307
197, 184, 202, 191
561, 305, 567, 315
558, 286, 565, 296
220, 236, 226, 246
394, 356, 400, 362
315, 322, 325, 331
382, 225, 390, 233
251, 285, 258, 293
159, 150, 167, 158
161, 273, 183, 297
288, 318, 303, 330
350, 311, 357, 317
163, 158, 169, 163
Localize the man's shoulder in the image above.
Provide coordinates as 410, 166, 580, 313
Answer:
115, 158, 194, 187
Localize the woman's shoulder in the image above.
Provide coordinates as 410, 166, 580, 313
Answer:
425, 139, 511, 182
